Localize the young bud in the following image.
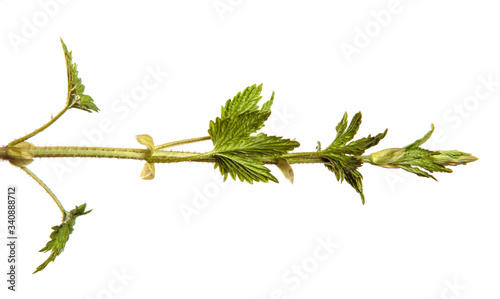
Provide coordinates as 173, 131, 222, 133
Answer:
369, 148, 405, 165
431, 150, 478, 166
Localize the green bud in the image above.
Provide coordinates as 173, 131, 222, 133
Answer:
369, 148, 405, 165
431, 150, 478, 166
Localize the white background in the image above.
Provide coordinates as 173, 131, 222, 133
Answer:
0, 1, 498, 298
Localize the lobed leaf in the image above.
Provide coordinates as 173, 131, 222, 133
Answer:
216, 133, 299, 156
34, 203, 91, 273
214, 153, 278, 184
209, 111, 271, 146
208, 84, 296, 184
404, 124, 434, 150
319, 112, 387, 204
327, 112, 362, 149
61, 38, 99, 113
221, 84, 263, 119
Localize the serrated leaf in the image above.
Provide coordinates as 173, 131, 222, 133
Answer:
404, 124, 434, 150
209, 84, 276, 147
334, 112, 348, 139
400, 165, 437, 180
209, 111, 271, 146
318, 112, 387, 203
342, 129, 388, 155
327, 112, 362, 149
323, 154, 362, 183
344, 169, 365, 205
323, 154, 365, 204
61, 38, 99, 113
221, 84, 263, 119
215, 153, 278, 184
216, 133, 299, 155
34, 203, 91, 273
260, 91, 274, 113
209, 85, 295, 184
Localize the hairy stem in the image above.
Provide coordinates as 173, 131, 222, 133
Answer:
0, 145, 333, 165
19, 166, 66, 218
7, 107, 69, 147
155, 136, 211, 151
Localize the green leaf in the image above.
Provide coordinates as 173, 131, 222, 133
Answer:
319, 112, 387, 204
327, 112, 362, 149
323, 154, 362, 182
221, 84, 263, 119
34, 203, 91, 274
399, 165, 437, 180
344, 169, 365, 205
209, 84, 276, 146
216, 133, 299, 155
209, 84, 297, 184
260, 91, 274, 113
404, 124, 434, 150
342, 129, 388, 155
323, 153, 365, 204
209, 111, 271, 146
61, 38, 99, 113
375, 125, 478, 181
214, 153, 278, 184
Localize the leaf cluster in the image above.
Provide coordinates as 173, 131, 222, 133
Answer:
318, 112, 387, 204
388, 125, 477, 180
208, 84, 300, 183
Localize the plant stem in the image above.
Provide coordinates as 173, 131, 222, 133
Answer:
20, 166, 66, 218
0, 145, 331, 165
8, 107, 69, 147
155, 136, 211, 150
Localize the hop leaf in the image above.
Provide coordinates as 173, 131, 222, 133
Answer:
215, 153, 278, 183
325, 112, 387, 155
320, 112, 387, 204
61, 38, 99, 113
208, 84, 299, 184
221, 84, 269, 119
34, 203, 91, 273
